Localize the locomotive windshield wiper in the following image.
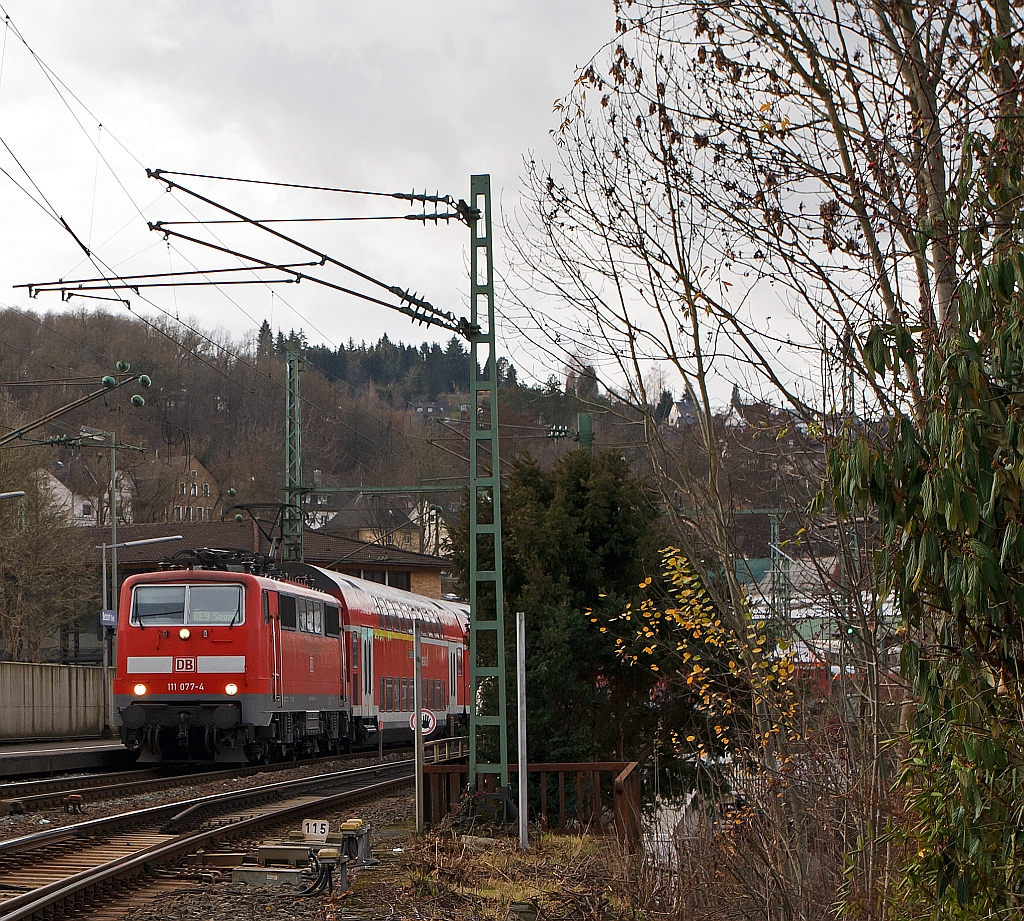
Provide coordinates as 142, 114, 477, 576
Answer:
227, 604, 241, 629
135, 610, 184, 628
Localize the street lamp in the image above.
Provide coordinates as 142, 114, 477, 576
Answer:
95, 534, 184, 736
81, 427, 119, 604
0, 491, 26, 501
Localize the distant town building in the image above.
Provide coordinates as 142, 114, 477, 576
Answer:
322, 491, 451, 556
130, 453, 221, 524
667, 391, 698, 427
42, 452, 133, 527
407, 400, 450, 419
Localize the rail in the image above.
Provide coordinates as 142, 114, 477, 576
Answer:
422, 760, 642, 849
1, 746, 418, 815
0, 759, 411, 860
0, 770, 411, 921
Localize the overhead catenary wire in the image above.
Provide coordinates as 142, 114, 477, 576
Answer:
146, 170, 459, 205
0, 8, 494, 474
0, 8, 474, 398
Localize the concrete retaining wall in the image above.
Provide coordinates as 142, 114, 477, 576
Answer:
0, 662, 112, 740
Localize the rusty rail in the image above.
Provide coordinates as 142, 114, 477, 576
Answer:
422, 760, 642, 849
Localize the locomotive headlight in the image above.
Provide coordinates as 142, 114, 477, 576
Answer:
178, 627, 191, 640
133, 683, 147, 696
225, 683, 238, 696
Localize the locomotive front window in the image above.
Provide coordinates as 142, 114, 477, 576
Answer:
189, 585, 244, 625
130, 584, 243, 626
132, 585, 186, 625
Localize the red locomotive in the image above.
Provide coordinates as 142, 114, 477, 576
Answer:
112, 551, 469, 762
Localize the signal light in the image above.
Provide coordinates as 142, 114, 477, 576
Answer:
178, 627, 191, 640
225, 683, 238, 696
133, 683, 147, 696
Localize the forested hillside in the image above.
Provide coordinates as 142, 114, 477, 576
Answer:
0, 308, 636, 521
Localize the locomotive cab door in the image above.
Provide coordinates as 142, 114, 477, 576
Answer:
265, 590, 283, 708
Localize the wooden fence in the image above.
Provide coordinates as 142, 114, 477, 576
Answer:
422, 760, 642, 849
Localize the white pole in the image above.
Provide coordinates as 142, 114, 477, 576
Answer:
110, 432, 117, 621
517, 610, 528, 849
414, 619, 424, 833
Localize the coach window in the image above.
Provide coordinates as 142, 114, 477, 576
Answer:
325, 605, 340, 638
379, 676, 386, 711
313, 601, 323, 635
263, 591, 270, 624
457, 646, 463, 676
279, 595, 297, 630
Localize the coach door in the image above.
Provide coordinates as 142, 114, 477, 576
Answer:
351, 625, 374, 717
363, 627, 374, 713
449, 644, 457, 711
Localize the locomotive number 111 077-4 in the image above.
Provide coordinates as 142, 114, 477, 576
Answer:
167, 682, 205, 691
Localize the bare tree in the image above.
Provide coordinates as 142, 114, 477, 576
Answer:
0, 443, 98, 662
505, 0, 1022, 914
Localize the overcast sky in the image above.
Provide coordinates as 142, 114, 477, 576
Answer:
0, 2, 615, 381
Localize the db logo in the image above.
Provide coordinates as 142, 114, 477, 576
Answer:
174, 657, 196, 672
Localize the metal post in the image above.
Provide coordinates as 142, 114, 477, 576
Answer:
101, 544, 108, 613
105, 432, 117, 739
516, 610, 528, 849
283, 349, 304, 562
467, 174, 509, 797
101, 542, 110, 736
414, 619, 424, 833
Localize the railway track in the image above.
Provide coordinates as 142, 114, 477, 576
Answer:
0, 738, 467, 816
0, 746, 414, 814
0, 759, 413, 921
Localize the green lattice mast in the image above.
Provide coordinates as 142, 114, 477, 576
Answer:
467, 175, 508, 794
283, 348, 304, 562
